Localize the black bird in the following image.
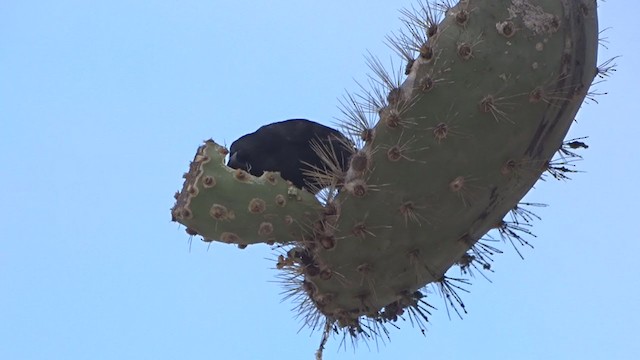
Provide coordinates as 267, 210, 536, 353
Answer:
227, 119, 353, 193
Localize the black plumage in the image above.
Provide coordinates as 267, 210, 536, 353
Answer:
227, 119, 353, 193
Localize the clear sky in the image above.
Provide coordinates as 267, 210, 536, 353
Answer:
1, 1, 638, 359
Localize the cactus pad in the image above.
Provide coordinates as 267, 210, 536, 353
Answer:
171, 0, 602, 356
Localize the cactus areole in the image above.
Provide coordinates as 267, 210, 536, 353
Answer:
172, 0, 600, 354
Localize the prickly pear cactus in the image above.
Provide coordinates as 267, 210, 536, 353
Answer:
172, 142, 321, 246
172, 0, 605, 356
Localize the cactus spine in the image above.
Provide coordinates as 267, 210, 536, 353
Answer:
172, 0, 600, 354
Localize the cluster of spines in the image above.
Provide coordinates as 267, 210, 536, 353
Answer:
276, 197, 558, 354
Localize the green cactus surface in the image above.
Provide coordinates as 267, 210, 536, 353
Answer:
171, 0, 601, 355
171, 141, 321, 246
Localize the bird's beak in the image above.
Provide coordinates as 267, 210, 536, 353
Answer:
227, 152, 238, 167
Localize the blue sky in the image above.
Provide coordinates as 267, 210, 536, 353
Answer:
1, 1, 638, 359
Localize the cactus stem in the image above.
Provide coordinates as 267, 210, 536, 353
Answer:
315, 321, 332, 360
172, 0, 603, 350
